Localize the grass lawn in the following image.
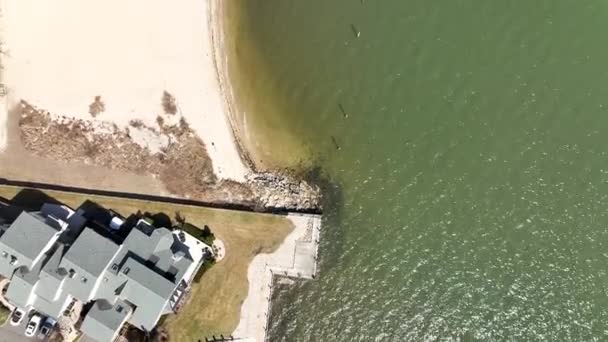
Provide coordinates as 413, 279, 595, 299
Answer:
0, 185, 294, 339
0, 305, 9, 325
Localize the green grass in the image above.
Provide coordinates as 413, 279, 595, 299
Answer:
0, 305, 10, 325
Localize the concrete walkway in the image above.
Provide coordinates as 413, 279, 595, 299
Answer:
0, 279, 14, 312
233, 213, 321, 342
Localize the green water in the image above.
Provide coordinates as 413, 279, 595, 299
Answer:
229, 1, 608, 340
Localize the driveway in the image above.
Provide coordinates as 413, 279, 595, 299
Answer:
0, 319, 37, 342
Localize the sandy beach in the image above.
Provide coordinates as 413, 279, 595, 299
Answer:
0, 0, 248, 181
0, 7, 6, 153
0, 97, 6, 153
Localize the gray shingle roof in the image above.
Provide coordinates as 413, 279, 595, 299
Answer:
6, 243, 65, 311
81, 299, 132, 342
4, 212, 59, 260
41, 244, 67, 280
5, 267, 35, 308
35, 245, 67, 301
121, 227, 172, 260
60, 229, 119, 302
92, 229, 173, 303
1, 209, 201, 336
63, 229, 120, 276
32, 291, 69, 318
119, 258, 174, 331
0, 212, 59, 278
0, 259, 11, 279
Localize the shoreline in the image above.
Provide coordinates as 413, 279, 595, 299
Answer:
210, 2, 323, 341
208, 0, 259, 173
0, 0, 250, 182
233, 213, 322, 342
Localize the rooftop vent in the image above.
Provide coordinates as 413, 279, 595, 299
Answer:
122, 267, 130, 275
166, 266, 178, 281
80, 276, 87, 284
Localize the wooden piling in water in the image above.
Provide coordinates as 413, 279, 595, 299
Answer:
350, 24, 360, 38
331, 136, 341, 150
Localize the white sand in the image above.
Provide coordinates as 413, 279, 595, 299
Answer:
0, 0, 249, 181
0, 96, 6, 152
127, 126, 170, 155
0, 6, 6, 153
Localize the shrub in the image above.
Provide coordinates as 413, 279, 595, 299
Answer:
88, 96, 105, 117
162, 91, 178, 115
193, 257, 216, 283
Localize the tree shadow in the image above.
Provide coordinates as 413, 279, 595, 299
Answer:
9, 188, 62, 211
147, 212, 173, 229
0, 199, 21, 223
0, 189, 63, 222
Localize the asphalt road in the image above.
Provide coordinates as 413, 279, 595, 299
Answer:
0, 319, 38, 342
0, 312, 42, 342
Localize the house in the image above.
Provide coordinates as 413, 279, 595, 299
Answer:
0, 204, 208, 342
0, 209, 68, 278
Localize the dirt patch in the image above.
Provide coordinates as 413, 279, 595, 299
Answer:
17, 100, 321, 211
18, 101, 255, 205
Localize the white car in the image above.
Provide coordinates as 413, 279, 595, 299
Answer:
24, 314, 41, 337
9, 308, 25, 326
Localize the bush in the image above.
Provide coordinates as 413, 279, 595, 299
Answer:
200, 225, 215, 245
88, 96, 105, 117
0, 305, 10, 325
181, 223, 215, 246
162, 91, 178, 115
193, 257, 216, 283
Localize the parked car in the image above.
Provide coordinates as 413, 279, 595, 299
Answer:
9, 308, 25, 326
38, 317, 56, 339
24, 314, 42, 337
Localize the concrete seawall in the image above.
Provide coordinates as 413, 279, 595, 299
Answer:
233, 213, 322, 342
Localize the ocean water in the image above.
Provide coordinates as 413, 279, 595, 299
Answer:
227, 1, 608, 340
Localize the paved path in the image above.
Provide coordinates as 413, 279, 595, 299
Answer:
0, 318, 38, 342
233, 213, 322, 342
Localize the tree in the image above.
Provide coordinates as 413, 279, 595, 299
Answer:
174, 211, 186, 227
